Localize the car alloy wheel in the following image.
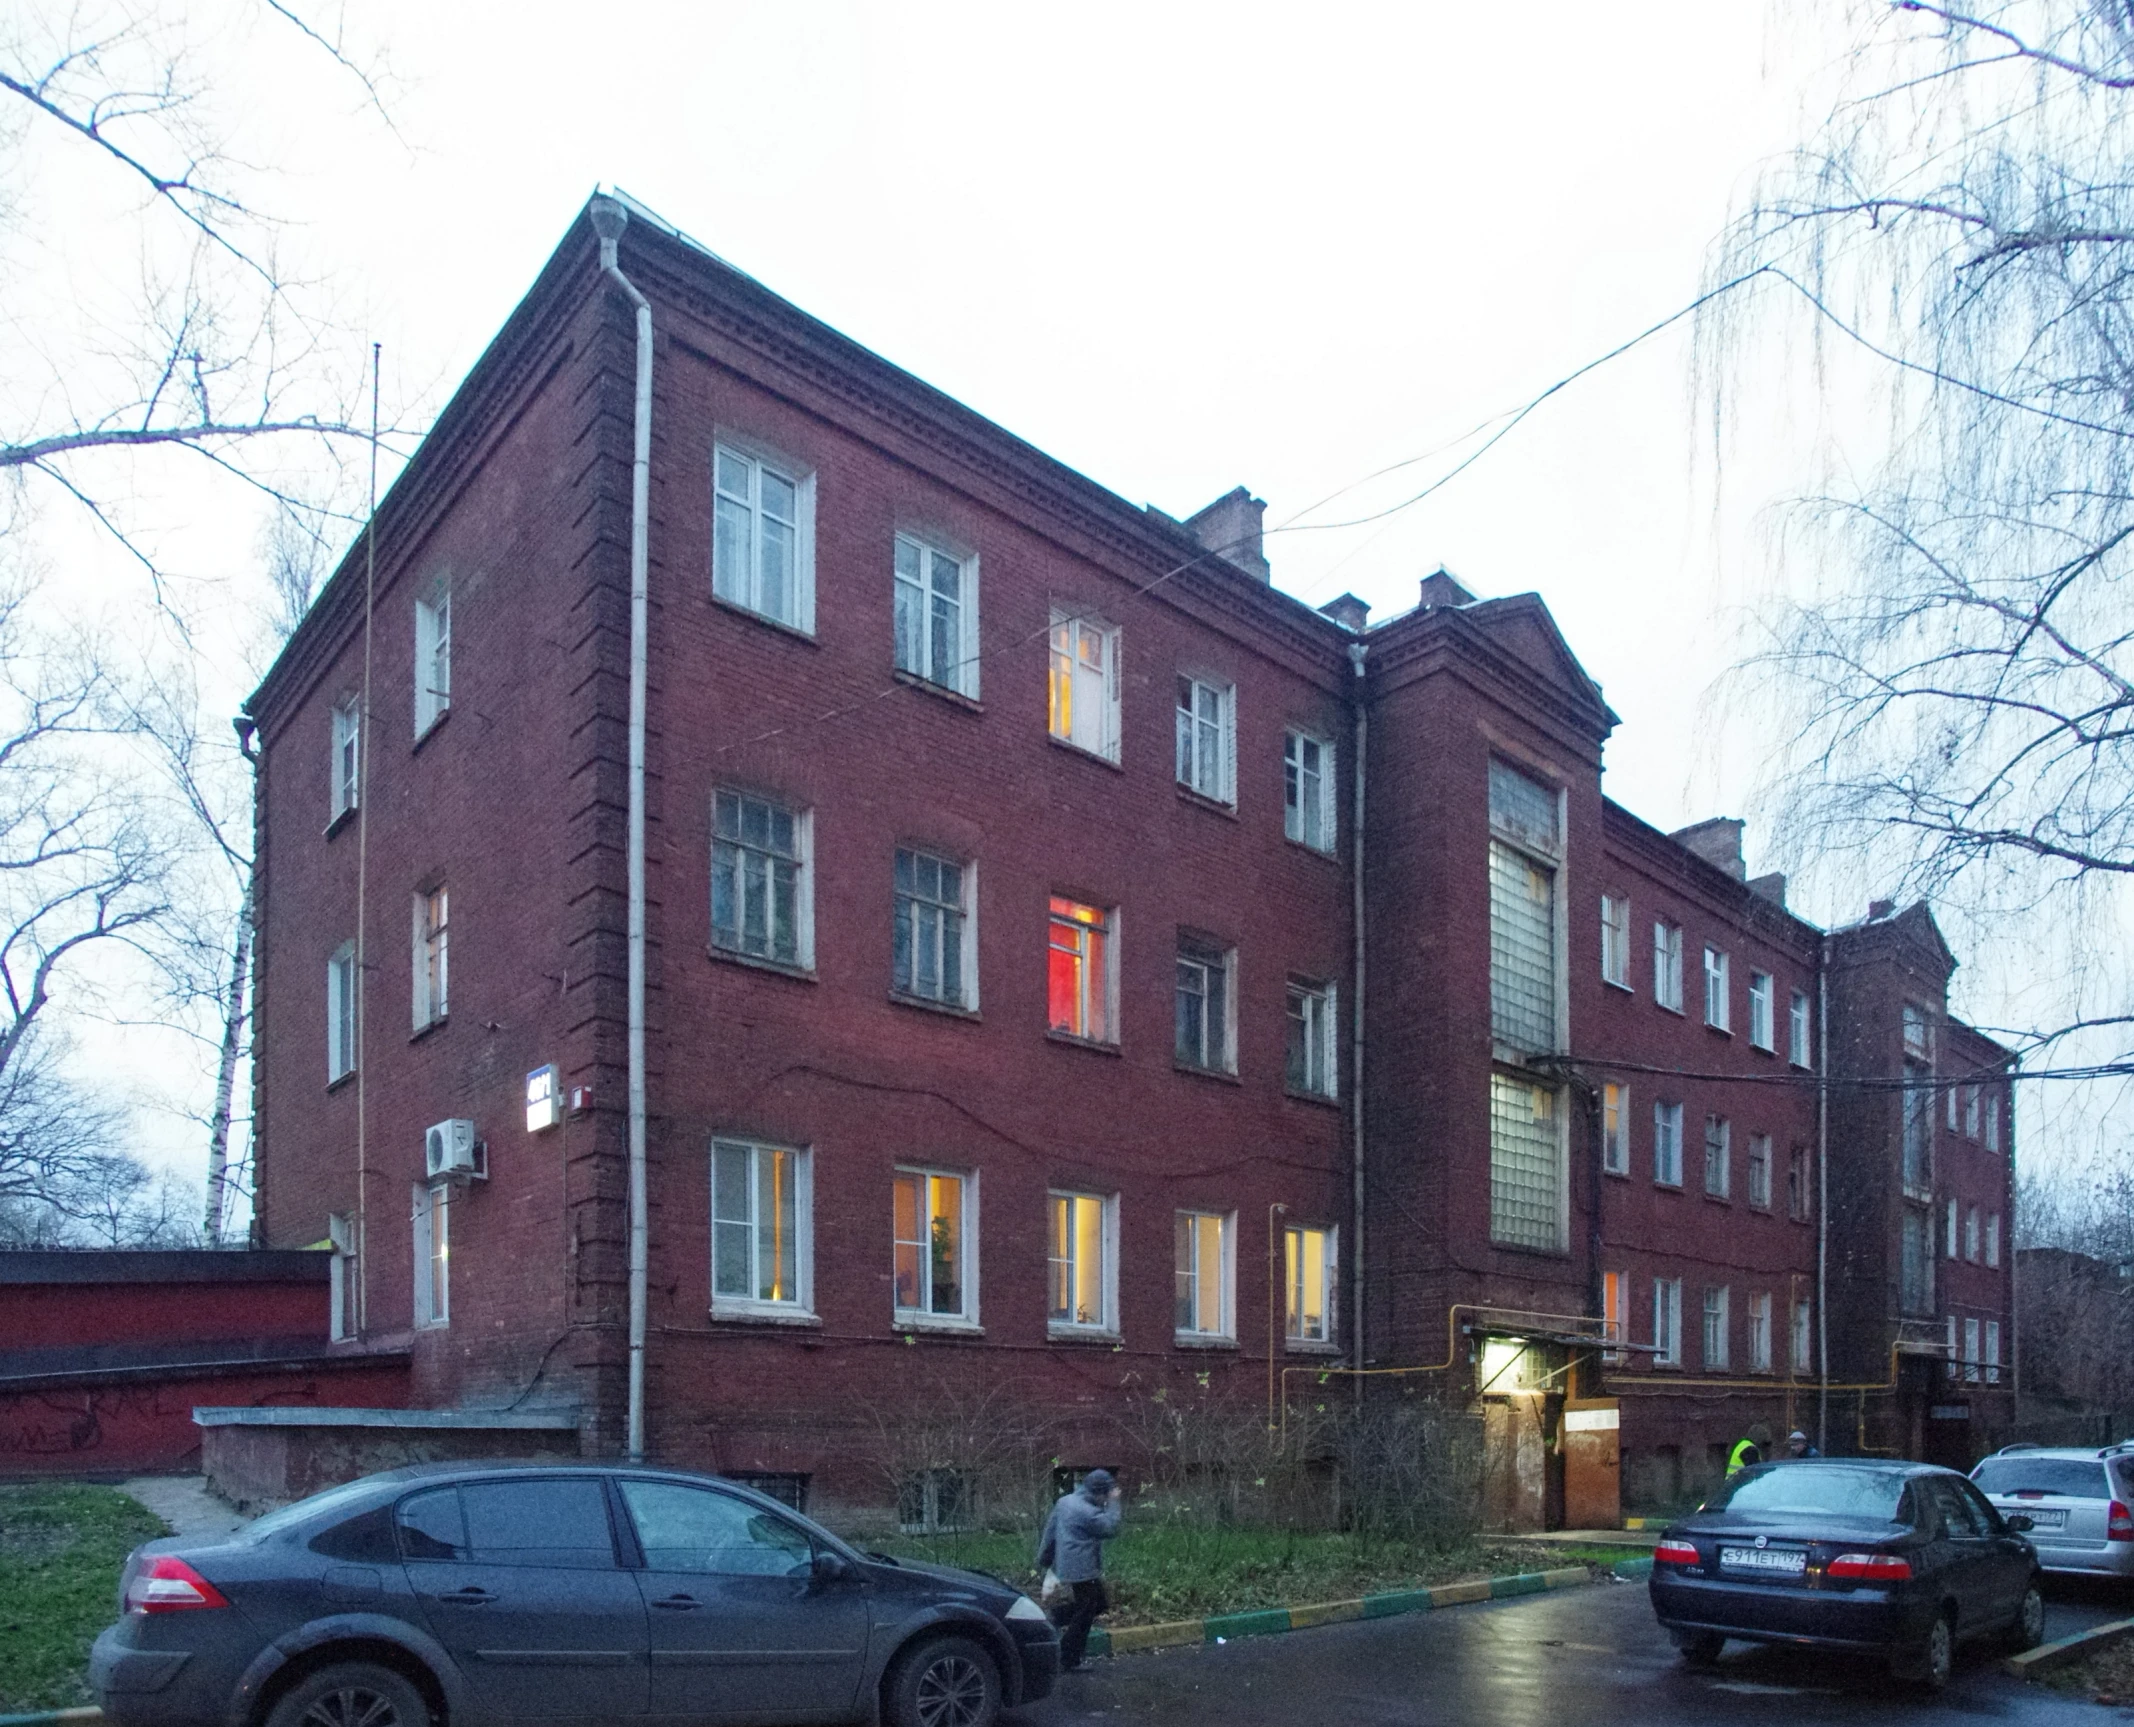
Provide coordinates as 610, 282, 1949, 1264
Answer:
913, 1651, 991, 1727
265, 1662, 429, 1727
301, 1688, 405, 1727
2013, 1583, 2046, 1650
1916, 1615, 1953, 1691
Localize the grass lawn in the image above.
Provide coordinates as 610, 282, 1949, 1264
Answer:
0, 1483, 167, 1712
850, 1521, 1643, 1626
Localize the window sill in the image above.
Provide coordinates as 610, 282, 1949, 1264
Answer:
1655, 1179, 1684, 1192
1046, 1029, 1121, 1057
1173, 1060, 1241, 1086
326, 1071, 356, 1095
710, 1305, 822, 1328
325, 806, 356, 840
894, 1315, 984, 1337
412, 709, 450, 754
709, 591, 818, 644
1176, 784, 1239, 820
1703, 1191, 1731, 1205
1047, 1325, 1122, 1347
410, 1016, 448, 1044
709, 946, 817, 983
889, 989, 980, 1022
1601, 977, 1633, 994
1705, 1023, 1732, 1038
1284, 1086, 1341, 1110
1174, 1333, 1238, 1351
892, 668, 982, 712
1602, 1165, 1630, 1180
1285, 1340, 1344, 1357
1749, 1041, 1777, 1058
1284, 836, 1340, 863
1046, 733, 1123, 772
1656, 1002, 1685, 1018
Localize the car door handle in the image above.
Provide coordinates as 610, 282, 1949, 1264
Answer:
434, 1586, 498, 1605
652, 1593, 704, 1611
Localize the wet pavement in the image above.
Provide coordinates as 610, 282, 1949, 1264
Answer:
1016, 1575, 2134, 1726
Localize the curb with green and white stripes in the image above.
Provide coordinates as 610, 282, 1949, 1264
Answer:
0, 1707, 104, 1727
1085, 1560, 1623, 1659
2004, 1613, 2134, 1680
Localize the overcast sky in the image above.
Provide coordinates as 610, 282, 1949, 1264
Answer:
41, 3, 2081, 1195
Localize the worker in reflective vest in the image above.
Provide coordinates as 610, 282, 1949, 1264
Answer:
1727, 1421, 1774, 1475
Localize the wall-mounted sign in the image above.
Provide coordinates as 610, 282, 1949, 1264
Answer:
525, 1064, 560, 1133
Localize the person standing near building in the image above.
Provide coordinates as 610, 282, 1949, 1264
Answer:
1036, 1468, 1123, 1671
1728, 1422, 1773, 1476
1785, 1430, 1820, 1460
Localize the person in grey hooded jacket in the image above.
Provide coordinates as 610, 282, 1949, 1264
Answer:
1035, 1468, 1123, 1670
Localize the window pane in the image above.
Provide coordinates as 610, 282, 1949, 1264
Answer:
1174, 1212, 1195, 1330
619, 1481, 812, 1578
928, 1176, 962, 1315
1490, 1075, 1562, 1250
1489, 841, 1556, 1051
713, 494, 751, 604
396, 1487, 467, 1560
460, 1480, 615, 1569
1074, 1196, 1104, 1325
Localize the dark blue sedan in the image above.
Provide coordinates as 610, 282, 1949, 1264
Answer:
91, 1462, 1057, 1727
1648, 1459, 2044, 1689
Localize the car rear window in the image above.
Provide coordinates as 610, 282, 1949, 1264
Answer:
1972, 1458, 2111, 1499
1708, 1467, 1907, 1520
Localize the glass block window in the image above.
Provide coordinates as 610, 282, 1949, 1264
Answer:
1489, 1073, 1564, 1252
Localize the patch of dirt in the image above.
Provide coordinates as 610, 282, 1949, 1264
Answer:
2043, 1632, 2134, 1705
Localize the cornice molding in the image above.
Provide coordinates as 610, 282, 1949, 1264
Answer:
1601, 798, 1822, 957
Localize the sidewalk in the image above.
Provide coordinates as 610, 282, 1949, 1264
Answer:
117, 1476, 250, 1541
1523, 1528, 1660, 1549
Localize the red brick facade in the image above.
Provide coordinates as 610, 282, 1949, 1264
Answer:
246, 198, 2014, 1524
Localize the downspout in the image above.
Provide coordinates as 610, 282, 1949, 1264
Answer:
1348, 640, 1368, 1397
591, 195, 653, 1463
1817, 934, 1831, 1456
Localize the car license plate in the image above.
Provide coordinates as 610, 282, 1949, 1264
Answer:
1719, 1545, 1807, 1575
2022, 1508, 2068, 1529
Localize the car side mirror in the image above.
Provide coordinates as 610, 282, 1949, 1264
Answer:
811, 1549, 853, 1587
2005, 1514, 2034, 1533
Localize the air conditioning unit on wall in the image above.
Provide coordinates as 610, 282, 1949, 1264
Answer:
425, 1119, 486, 1181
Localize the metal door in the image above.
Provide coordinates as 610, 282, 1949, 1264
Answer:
1563, 1401, 1621, 1530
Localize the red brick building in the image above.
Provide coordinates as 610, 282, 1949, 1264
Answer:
245, 194, 2013, 1526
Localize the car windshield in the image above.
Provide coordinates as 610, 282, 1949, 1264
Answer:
1972, 1458, 2110, 1499
1706, 1467, 1907, 1521
241, 1479, 386, 1541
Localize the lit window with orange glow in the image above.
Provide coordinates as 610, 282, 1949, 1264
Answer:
1048, 1190, 1115, 1332
1048, 610, 1119, 761
1048, 897, 1114, 1043
893, 1167, 973, 1323
712, 1139, 811, 1315
1285, 1223, 1335, 1346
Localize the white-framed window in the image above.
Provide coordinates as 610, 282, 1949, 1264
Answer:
1602, 1081, 1629, 1175
893, 848, 975, 1009
1986, 1212, 2001, 1268
1285, 1223, 1336, 1345
1175, 674, 1236, 803
1902, 1207, 1935, 1314
1048, 610, 1119, 761
1793, 1298, 1813, 1373
327, 940, 358, 1083
1748, 1291, 1773, 1373
1602, 1269, 1626, 1362
1600, 894, 1630, 989
1963, 1315, 1982, 1383
1945, 1198, 1959, 1260
1986, 1094, 2002, 1152
411, 1182, 448, 1329
1985, 1318, 2001, 1384
1286, 978, 1337, 1098
1654, 921, 1684, 1013
412, 887, 448, 1030
414, 587, 451, 736
1947, 1084, 1961, 1132
1490, 1073, 1565, 1252
711, 1139, 811, 1315
1047, 897, 1116, 1043
893, 1167, 975, 1325
1048, 1189, 1117, 1334
1489, 761, 1561, 1057
1703, 945, 1730, 1031
1704, 1114, 1730, 1199
1748, 971, 1774, 1051
1904, 1002, 1933, 1059
1789, 990, 1812, 1067
1903, 1061, 1935, 1191
1283, 730, 1334, 851
1653, 1277, 1682, 1368
1788, 1144, 1811, 1220
328, 1212, 355, 1342
1945, 1311, 1959, 1376
1654, 1100, 1684, 1187
893, 532, 977, 697
1747, 1132, 1771, 1210
1703, 1285, 1730, 1370
1965, 1085, 1981, 1139
1174, 937, 1236, 1073
1175, 1210, 1234, 1341
712, 791, 811, 968
331, 700, 360, 820
1965, 1206, 1981, 1263
712, 442, 813, 632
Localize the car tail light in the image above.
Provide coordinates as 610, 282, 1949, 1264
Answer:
1654, 1539, 1701, 1566
125, 1556, 230, 1613
1827, 1552, 1912, 1582
2109, 1501, 2134, 1542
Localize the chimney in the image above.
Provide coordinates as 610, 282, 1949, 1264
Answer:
1184, 487, 1270, 583
1868, 898, 1895, 921
1671, 817, 1746, 881
1418, 567, 1476, 608
1747, 871, 1788, 909
1318, 593, 1370, 632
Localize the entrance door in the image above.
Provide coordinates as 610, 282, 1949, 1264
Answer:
1482, 1399, 1548, 1533
1562, 1401, 1621, 1529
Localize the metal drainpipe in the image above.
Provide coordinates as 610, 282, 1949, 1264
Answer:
1817, 934, 1831, 1456
1348, 641, 1368, 1395
590, 194, 653, 1463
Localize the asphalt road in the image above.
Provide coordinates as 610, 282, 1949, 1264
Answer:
1015, 1576, 2134, 1727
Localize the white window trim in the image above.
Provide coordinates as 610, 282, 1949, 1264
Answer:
711, 794, 815, 972
1284, 1222, 1340, 1350
1046, 1188, 1120, 1338
1703, 1285, 1731, 1371
1654, 1099, 1684, 1187
1986, 1212, 2001, 1268
411, 1182, 448, 1329
1789, 990, 1813, 1068
1175, 938, 1239, 1074
328, 1212, 354, 1341
1601, 1081, 1630, 1176
1048, 607, 1121, 763
1748, 971, 1775, 1051
1704, 1114, 1731, 1199
1748, 1290, 1773, 1373
1703, 945, 1731, 1032
1174, 1209, 1236, 1343
327, 940, 357, 1084
1746, 1132, 1772, 1210
1286, 977, 1339, 1099
1654, 922, 1684, 1014
1600, 894, 1631, 990
710, 1139, 815, 1321
711, 436, 817, 634
1175, 672, 1237, 804
1945, 1197, 1959, 1261
1653, 1277, 1683, 1368
412, 888, 448, 1031
1985, 1094, 2002, 1152
1047, 898, 1118, 1045
892, 530, 980, 698
893, 848, 978, 1011
331, 700, 360, 821
1985, 1318, 2002, 1383
1283, 729, 1337, 853
414, 586, 451, 738
892, 1165, 980, 1330
1793, 1298, 1814, 1375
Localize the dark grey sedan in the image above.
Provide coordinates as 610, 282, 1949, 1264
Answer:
91, 1462, 1057, 1727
